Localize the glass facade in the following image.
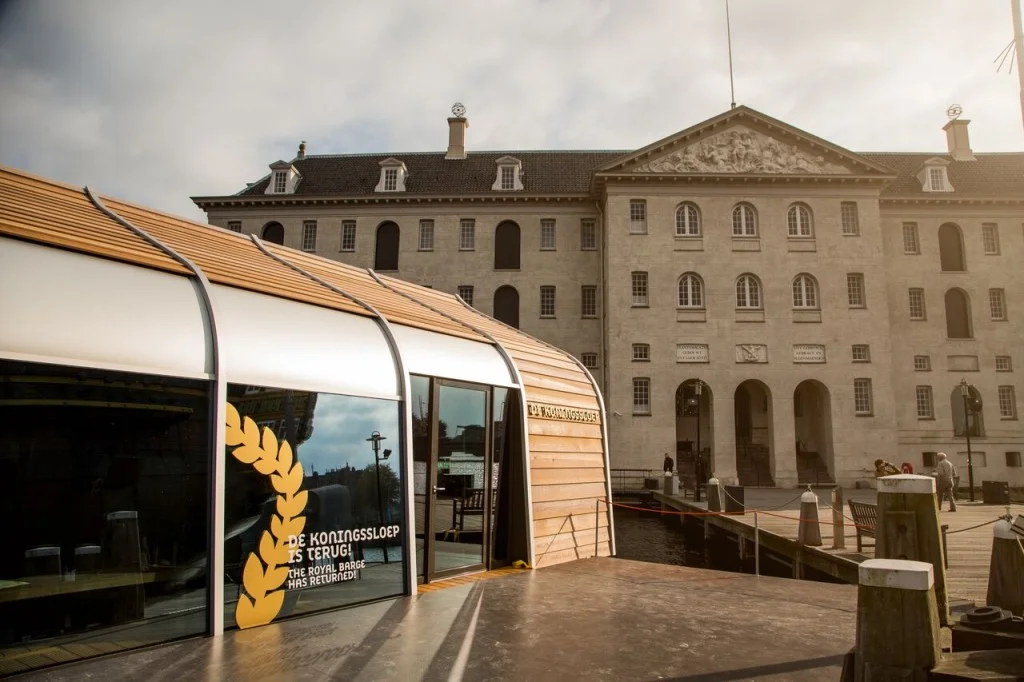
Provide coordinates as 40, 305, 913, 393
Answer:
223, 384, 404, 629
0, 360, 210, 664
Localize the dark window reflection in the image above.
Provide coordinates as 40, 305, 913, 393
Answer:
0, 360, 210, 669
224, 384, 403, 627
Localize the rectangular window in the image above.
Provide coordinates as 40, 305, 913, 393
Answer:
929, 167, 945, 191
457, 285, 474, 307
459, 219, 476, 250
632, 343, 650, 362
982, 223, 1000, 254
958, 451, 986, 468
580, 219, 597, 250
341, 220, 357, 251
996, 355, 1012, 372
902, 222, 920, 254
541, 219, 556, 250
914, 355, 931, 371
916, 385, 934, 419
227, 220, 242, 233
301, 220, 317, 252
989, 288, 1007, 320
273, 170, 287, 193
1006, 451, 1022, 468
633, 377, 651, 414
418, 220, 434, 251
581, 352, 598, 369
631, 272, 649, 307
383, 168, 398, 191
501, 166, 516, 191
998, 385, 1017, 419
922, 451, 938, 468
847, 273, 865, 307
908, 288, 926, 320
540, 286, 556, 318
841, 202, 859, 235
852, 344, 870, 362
581, 285, 597, 318
854, 378, 873, 415
629, 200, 647, 234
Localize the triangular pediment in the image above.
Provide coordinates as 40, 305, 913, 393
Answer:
600, 106, 894, 177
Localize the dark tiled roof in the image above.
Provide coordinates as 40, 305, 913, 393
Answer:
861, 153, 1024, 197
238, 151, 627, 197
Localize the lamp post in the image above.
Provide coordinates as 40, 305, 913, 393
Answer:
959, 379, 976, 503
366, 431, 391, 563
691, 381, 704, 502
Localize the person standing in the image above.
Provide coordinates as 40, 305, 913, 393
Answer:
935, 452, 957, 512
663, 453, 674, 474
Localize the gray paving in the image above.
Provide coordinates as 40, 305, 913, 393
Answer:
17, 558, 859, 681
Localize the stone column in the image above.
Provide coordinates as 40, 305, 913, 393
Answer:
712, 394, 737, 486
772, 395, 798, 488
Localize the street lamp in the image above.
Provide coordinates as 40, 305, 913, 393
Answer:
690, 381, 704, 502
958, 379, 976, 503
366, 431, 391, 563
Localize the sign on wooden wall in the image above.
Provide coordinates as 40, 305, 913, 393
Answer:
526, 402, 600, 424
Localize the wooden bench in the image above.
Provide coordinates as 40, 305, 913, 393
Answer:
445, 489, 490, 540
848, 500, 877, 553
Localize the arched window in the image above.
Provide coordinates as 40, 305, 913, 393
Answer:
944, 288, 972, 338
675, 203, 701, 237
493, 285, 520, 329
677, 273, 704, 308
732, 203, 757, 236
494, 221, 521, 270
261, 221, 284, 245
374, 221, 400, 271
787, 203, 813, 237
735, 274, 762, 309
938, 223, 966, 271
792, 274, 818, 309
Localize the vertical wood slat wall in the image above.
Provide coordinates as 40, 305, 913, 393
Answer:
0, 164, 613, 571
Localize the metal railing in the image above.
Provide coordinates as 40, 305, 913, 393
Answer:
610, 468, 656, 494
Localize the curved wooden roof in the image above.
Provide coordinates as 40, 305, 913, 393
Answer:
0, 164, 611, 568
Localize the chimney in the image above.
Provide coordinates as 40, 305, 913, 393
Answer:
445, 102, 468, 160
942, 118, 974, 161
297, 140, 307, 160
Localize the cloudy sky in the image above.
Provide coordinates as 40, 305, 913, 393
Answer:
1, 0, 1022, 221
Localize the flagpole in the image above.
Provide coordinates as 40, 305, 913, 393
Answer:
726, 0, 736, 109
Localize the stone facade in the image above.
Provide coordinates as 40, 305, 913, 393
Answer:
194, 106, 1024, 488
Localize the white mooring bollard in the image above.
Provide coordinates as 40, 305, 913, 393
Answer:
707, 476, 723, 512
797, 486, 822, 547
986, 515, 1024, 617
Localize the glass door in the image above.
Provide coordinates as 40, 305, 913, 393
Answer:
428, 381, 490, 580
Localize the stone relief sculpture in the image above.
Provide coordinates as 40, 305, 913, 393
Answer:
633, 126, 851, 174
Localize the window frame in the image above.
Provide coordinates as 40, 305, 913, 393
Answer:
500, 166, 515, 191
792, 274, 819, 309
852, 344, 871, 363
227, 220, 242, 233
1006, 451, 1022, 468
632, 343, 650, 362
840, 202, 860, 236
908, 288, 926, 320
632, 377, 651, 415
731, 203, 757, 237
995, 355, 1013, 372
341, 220, 357, 252
677, 273, 704, 309
581, 285, 597, 318
540, 219, 557, 251
854, 378, 874, 416
540, 285, 556, 318
457, 285, 474, 307
383, 167, 398, 192
787, 203, 814, 238
916, 385, 935, 419
736, 274, 763, 309
459, 219, 476, 251
273, 170, 287, 193
913, 355, 932, 372
580, 219, 597, 250
629, 200, 648, 235
631, 271, 649, 307
301, 220, 318, 252
902, 222, 920, 254
418, 219, 435, 251
675, 202, 701, 237
847, 273, 866, 308
581, 352, 599, 369
982, 223, 1000, 255
998, 385, 1018, 419
989, 288, 1007, 321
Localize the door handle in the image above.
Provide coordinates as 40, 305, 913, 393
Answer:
432, 486, 445, 494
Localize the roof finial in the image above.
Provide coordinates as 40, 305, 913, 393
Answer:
297, 140, 307, 160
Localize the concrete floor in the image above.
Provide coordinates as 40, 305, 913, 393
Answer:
18, 558, 859, 682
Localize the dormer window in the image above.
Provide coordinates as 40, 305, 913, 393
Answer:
264, 161, 300, 195
492, 156, 524, 191
918, 158, 953, 193
375, 158, 408, 192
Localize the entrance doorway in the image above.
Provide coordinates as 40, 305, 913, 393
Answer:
793, 380, 834, 485
411, 376, 518, 583
734, 380, 774, 486
675, 380, 713, 489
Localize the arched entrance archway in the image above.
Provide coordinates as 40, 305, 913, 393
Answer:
374, 221, 400, 271
794, 380, 834, 485
262, 221, 284, 245
493, 285, 519, 329
950, 385, 985, 437
675, 380, 713, 488
734, 380, 774, 486
494, 221, 521, 270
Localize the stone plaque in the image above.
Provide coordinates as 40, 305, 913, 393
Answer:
676, 343, 709, 363
735, 344, 767, 363
793, 344, 826, 363
947, 355, 980, 372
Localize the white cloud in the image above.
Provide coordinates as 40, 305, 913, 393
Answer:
1, 0, 1021, 221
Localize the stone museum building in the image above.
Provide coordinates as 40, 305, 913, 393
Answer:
193, 105, 1024, 489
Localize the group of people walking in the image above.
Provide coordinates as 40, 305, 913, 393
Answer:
874, 453, 958, 512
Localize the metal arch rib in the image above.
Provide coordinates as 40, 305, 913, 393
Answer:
84, 186, 229, 636
247, 236, 417, 595
365, 270, 536, 568
450, 295, 616, 558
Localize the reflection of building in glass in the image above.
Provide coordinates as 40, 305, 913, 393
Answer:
231, 388, 317, 446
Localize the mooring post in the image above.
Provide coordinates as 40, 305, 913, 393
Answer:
986, 513, 1024, 616
754, 510, 760, 576
854, 559, 940, 681
707, 475, 723, 513
797, 486, 822, 547
832, 486, 846, 550
594, 499, 600, 559
875, 474, 950, 627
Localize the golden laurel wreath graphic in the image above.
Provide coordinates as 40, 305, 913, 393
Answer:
225, 402, 307, 629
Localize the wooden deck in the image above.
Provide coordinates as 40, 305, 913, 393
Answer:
650, 487, 1021, 604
